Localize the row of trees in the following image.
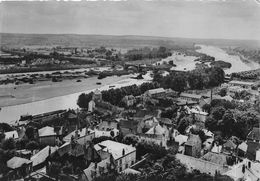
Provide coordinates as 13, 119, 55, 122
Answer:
77, 82, 159, 108
154, 67, 225, 92
125, 47, 172, 61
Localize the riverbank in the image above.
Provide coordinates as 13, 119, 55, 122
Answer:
0, 75, 128, 107
0, 73, 151, 124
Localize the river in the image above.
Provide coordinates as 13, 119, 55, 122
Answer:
0, 72, 152, 124
159, 45, 260, 74
196, 45, 260, 74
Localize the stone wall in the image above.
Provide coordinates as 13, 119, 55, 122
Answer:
176, 154, 230, 176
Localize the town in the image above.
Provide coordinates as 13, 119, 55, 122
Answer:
0, 64, 260, 180
1, 1, 260, 181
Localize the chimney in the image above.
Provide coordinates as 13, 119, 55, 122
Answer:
49, 146, 51, 156
122, 149, 125, 156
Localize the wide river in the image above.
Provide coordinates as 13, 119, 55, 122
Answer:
1, 45, 260, 124
0, 72, 152, 124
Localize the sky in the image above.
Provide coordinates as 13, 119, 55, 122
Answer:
0, 0, 260, 40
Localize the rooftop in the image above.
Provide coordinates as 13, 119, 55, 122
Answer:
201, 152, 227, 165
63, 128, 94, 142
229, 80, 255, 86
31, 146, 58, 167
180, 93, 202, 99
97, 140, 136, 160
147, 88, 165, 95
38, 126, 56, 137
4, 130, 19, 139
185, 134, 201, 146
7, 157, 32, 169
145, 124, 166, 135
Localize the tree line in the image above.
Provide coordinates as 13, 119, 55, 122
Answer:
77, 82, 159, 108
125, 47, 172, 61
154, 67, 225, 92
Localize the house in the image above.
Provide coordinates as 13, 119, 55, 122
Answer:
119, 119, 139, 135
182, 105, 208, 122
224, 159, 260, 181
4, 130, 19, 140
81, 154, 115, 181
38, 126, 57, 146
179, 93, 203, 102
175, 134, 188, 146
121, 95, 136, 107
228, 80, 255, 89
63, 127, 95, 145
144, 88, 166, 98
211, 143, 222, 153
203, 138, 214, 151
201, 152, 228, 165
94, 128, 119, 138
247, 127, 260, 143
246, 141, 260, 161
142, 123, 169, 147
7, 157, 32, 179
30, 146, 58, 170
98, 119, 118, 131
96, 140, 136, 172
88, 100, 96, 112
222, 140, 237, 155
184, 134, 202, 158
238, 142, 248, 157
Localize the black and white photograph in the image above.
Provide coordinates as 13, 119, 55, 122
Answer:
0, 0, 260, 180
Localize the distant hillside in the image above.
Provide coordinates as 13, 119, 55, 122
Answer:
0, 33, 259, 49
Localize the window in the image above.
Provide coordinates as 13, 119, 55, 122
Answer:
119, 167, 122, 172
126, 164, 128, 168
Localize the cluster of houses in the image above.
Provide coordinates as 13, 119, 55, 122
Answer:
1, 79, 260, 180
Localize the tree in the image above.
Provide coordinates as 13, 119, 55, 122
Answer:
25, 141, 39, 150
219, 88, 227, 97
202, 103, 211, 113
221, 110, 235, 137
205, 117, 218, 131
77, 92, 93, 108
211, 106, 226, 120
2, 138, 16, 150
25, 126, 35, 140
177, 117, 190, 134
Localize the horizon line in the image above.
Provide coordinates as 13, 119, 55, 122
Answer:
1, 32, 260, 42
